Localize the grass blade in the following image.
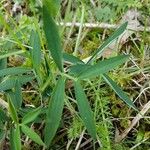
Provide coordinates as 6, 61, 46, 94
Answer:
78, 55, 129, 80
22, 107, 41, 124
74, 81, 96, 139
102, 74, 137, 110
87, 22, 128, 63
21, 124, 45, 147
44, 77, 65, 147
43, 4, 63, 72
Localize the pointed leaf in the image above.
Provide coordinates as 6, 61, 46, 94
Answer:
44, 77, 65, 147
22, 107, 41, 124
63, 53, 84, 65
102, 74, 137, 110
78, 55, 129, 79
43, 4, 63, 72
88, 22, 128, 63
74, 81, 96, 139
21, 124, 45, 147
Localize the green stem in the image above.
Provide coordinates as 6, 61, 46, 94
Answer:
73, 4, 85, 56
88, 80, 111, 149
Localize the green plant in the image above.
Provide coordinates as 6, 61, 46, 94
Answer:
0, 0, 139, 149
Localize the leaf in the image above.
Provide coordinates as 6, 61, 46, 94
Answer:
69, 64, 91, 76
14, 80, 22, 109
78, 55, 129, 80
22, 107, 41, 124
44, 77, 65, 147
63, 53, 84, 65
8, 95, 19, 123
0, 58, 7, 82
30, 30, 41, 73
21, 124, 45, 147
87, 22, 128, 63
0, 67, 32, 77
0, 108, 8, 122
0, 75, 34, 91
10, 126, 21, 150
10, 128, 16, 150
0, 77, 16, 91
102, 74, 137, 110
18, 75, 35, 85
0, 58, 7, 70
14, 125, 21, 150
43, 4, 63, 72
74, 81, 96, 139
43, 0, 61, 17
8, 80, 22, 109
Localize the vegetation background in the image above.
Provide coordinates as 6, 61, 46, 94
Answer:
0, 0, 150, 150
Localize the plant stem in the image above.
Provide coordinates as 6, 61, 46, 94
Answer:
73, 4, 85, 56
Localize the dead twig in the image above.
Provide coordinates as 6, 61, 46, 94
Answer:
115, 100, 150, 142
57, 22, 150, 32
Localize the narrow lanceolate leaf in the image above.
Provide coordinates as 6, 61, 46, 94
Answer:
0, 77, 16, 91
102, 74, 137, 110
43, 0, 61, 17
0, 75, 34, 91
18, 75, 35, 85
30, 30, 41, 73
14, 80, 22, 109
74, 81, 96, 139
21, 124, 45, 147
8, 95, 18, 123
63, 53, 84, 65
10, 126, 21, 150
43, 4, 63, 72
44, 77, 65, 147
14, 125, 21, 150
78, 55, 129, 80
87, 22, 128, 63
0, 67, 32, 77
22, 107, 41, 124
10, 128, 16, 150
7, 80, 22, 109
69, 64, 91, 76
